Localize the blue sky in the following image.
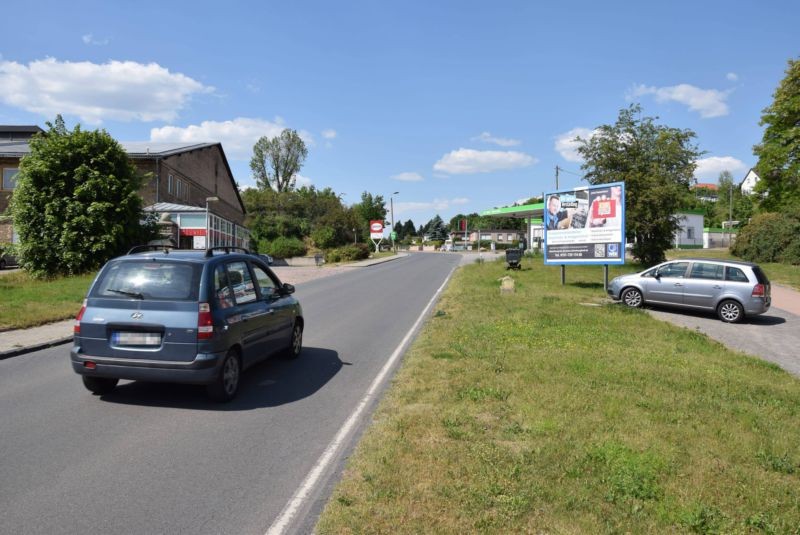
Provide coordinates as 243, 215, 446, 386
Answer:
1, 0, 797, 227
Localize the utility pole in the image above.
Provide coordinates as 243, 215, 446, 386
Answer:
728, 181, 733, 247
391, 191, 399, 253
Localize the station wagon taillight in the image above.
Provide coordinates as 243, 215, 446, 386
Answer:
74, 299, 87, 334
752, 284, 766, 298
198, 302, 213, 340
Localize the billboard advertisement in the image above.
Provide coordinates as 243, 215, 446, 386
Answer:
544, 181, 625, 265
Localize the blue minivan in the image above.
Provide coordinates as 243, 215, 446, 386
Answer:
70, 246, 304, 402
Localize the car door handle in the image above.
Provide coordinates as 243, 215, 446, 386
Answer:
713, 285, 722, 289
673, 283, 683, 287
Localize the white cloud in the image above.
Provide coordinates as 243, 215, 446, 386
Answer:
321, 129, 337, 139
395, 197, 469, 215
694, 156, 748, 180
472, 131, 521, 147
151, 117, 314, 160
0, 57, 211, 124
726, 72, 739, 82
629, 83, 730, 118
554, 127, 598, 162
295, 174, 313, 188
391, 172, 424, 182
82, 34, 109, 46
433, 148, 537, 175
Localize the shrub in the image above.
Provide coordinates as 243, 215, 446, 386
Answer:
731, 212, 800, 264
263, 236, 307, 259
311, 226, 338, 249
325, 243, 370, 263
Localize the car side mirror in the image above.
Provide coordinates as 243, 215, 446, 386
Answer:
282, 283, 295, 295
654, 270, 661, 280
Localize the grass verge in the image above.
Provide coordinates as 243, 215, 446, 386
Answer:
0, 272, 94, 330
316, 255, 800, 533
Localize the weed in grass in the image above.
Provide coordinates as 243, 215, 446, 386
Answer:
432, 351, 458, 360
756, 450, 796, 475
442, 416, 469, 440
434, 309, 447, 318
457, 386, 510, 402
336, 494, 355, 507
678, 503, 725, 534
584, 442, 665, 502
745, 512, 779, 534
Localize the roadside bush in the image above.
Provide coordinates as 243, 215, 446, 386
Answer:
325, 243, 370, 263
0, 242, 17, 258
731, 212, 800, 264
263, 236, 307, 259
311, 226, 338, 249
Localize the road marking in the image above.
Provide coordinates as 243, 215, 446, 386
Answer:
265, 261, 458, 535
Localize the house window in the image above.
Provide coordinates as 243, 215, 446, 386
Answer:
167, 174, 174, 194
508, 234, 515, 241
176, 179, 183, 199
687, 227, 695, 240
2, 168, 19, 190
497, 234, 504, 241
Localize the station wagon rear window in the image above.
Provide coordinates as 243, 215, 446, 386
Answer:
92, 260, 202, 301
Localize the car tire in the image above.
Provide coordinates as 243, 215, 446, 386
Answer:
621, 287, 643, 308
207, 350, 241, 402
82, 376, 119, 395
0, 258, 6, 270
717, 299, 744, 323
284, 322, 303, 360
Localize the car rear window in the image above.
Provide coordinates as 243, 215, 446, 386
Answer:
752, 266, 770, 285
92, 260, 202, 301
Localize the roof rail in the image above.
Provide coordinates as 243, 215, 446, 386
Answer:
204, 246, 251, 258
127, 244, 176, 255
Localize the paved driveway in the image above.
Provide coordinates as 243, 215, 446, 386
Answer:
646, 306, 800, 377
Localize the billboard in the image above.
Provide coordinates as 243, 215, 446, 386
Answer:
543, 182, 625, 265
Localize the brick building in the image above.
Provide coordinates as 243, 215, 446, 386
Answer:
0, 126, 248, 249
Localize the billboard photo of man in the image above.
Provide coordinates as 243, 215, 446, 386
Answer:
546, 194, 570, 230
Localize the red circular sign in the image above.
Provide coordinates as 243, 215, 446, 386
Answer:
370, 222, 383, 232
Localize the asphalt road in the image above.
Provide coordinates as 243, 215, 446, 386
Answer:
0, 252, 463, 535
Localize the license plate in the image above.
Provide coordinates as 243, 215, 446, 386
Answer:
113, 332, 162, 346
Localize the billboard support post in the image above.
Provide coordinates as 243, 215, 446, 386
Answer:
560, 265, 565, 285
604, 264, 609, 292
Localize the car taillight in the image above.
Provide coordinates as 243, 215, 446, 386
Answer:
198, 302, 213, 340
752, 284, 765, 298
74, 299, 87, 334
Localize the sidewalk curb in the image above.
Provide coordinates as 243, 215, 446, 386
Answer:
0, 335, 73, 360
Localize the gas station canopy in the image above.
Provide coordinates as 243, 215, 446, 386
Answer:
480, 202, 544, 221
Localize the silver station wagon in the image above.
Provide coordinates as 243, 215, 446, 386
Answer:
608, 258, 771, 323
70, 246, 304, 402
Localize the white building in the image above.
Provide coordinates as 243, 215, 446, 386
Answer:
674, 211, 704, 249
740, 169, 761, 195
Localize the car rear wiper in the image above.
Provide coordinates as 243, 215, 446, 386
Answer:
108, 288, 144, 299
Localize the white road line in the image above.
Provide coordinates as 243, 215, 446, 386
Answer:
265, 262, 458, 535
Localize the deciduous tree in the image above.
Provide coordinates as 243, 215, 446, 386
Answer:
12, 116, 150, 277
753, 57, 800, 211
250, 129, 308, 192
577, 104, 701, 266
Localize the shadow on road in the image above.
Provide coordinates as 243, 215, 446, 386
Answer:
646, 305, 787, 326
97, 346, 344, 410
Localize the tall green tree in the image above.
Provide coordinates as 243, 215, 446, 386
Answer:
12, 116, 149, 277
577, 104, 701, 266
352, 191, 387, 242
250, 129, 308, 192
714, 170, 754, 227
753, 57, 800, 211
424, 215, 448, 241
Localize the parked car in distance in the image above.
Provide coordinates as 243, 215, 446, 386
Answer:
258, 253, 274, 265
0, 251, 17, 269
608, 258, 771, 323
70, 246, 304, 402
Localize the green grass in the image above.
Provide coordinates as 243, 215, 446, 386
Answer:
0, 272, 94, 330
667, 248, 800, 290
316, 255, 800, 534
